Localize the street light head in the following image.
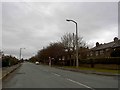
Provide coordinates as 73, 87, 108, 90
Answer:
66, 19, 77, 24
66, 19, 70, 22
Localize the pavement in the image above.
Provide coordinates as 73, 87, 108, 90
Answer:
2, 62, 119, 88
1, 64, 21, 80
0, 64, 21, 90
0, 59, 1, 89
0, 68, 2, 80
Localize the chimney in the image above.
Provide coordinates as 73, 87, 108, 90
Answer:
114, 37, 118, 43
96, 42, 99, 47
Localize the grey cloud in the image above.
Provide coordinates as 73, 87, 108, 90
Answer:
2, 2, 118, 59
0, 2, 2, 50
118, 2, 120, 38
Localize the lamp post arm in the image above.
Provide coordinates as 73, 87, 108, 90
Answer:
66, 19, 79, 67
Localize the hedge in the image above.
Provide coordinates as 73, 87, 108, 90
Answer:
2, 55, 19, 67
79, 57, 120, 64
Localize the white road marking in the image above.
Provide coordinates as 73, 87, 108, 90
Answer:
53, 73, 61, 77
67, 78, 95, 90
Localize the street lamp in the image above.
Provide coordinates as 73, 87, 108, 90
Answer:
20, 48, 25, 60
66, 19, 79, 68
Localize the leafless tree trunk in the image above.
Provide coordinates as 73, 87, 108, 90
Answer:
61, 33, 87, 66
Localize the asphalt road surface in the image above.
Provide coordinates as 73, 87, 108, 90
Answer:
3, 62, 119, 89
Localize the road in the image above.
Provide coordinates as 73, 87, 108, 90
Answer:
3, 62, 119, 89
0, 67, 1, 90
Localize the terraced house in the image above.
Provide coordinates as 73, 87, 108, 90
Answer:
87, 37, 120, 58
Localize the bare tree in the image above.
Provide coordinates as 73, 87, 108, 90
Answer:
61, 33, 73, 48
61, 33, 88, 66
61, 33, 87, 49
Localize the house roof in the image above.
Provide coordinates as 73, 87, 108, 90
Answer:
91, 39, 120, 51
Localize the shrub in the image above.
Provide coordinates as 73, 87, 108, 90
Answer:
2, 55, 19, 67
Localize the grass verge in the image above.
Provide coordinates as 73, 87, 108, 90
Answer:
63, 66, 120, 74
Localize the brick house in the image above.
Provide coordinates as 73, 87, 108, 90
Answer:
79, 47, 89, 59
87, 37, 120, 58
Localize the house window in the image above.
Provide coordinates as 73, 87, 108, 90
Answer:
106, 48, 109, 52
87, 53, 89, 57
100, 50, 104, 55
90, 52, 93, 56
96, 51, 98, 56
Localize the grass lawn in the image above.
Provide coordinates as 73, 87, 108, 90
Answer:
63, 66, 120, 74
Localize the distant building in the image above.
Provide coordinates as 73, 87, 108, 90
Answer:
87, 37, 120, 58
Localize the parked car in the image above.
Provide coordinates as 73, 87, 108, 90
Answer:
35, 61, 39, 65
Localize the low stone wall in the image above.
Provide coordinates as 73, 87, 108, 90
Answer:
79, 64, 119, 70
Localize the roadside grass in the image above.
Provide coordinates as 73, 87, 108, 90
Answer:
63, 66, 120, 74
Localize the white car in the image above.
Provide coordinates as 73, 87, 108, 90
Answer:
35, 61, 39, 65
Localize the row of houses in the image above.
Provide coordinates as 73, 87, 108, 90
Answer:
86, 37, 120, 58
63, 37, 120, 61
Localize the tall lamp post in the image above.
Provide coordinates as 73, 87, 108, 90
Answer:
20, 48, 25, 60
66, 19, 79, 68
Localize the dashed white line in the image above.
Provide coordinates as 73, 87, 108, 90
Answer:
66, 78, 95, 90
51, 72, 95, 90
53, 73, 61, 77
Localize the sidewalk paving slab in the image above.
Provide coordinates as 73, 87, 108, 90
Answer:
1, 64, 21, 80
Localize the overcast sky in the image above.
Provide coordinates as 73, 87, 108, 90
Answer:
1, 1, 118, 59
